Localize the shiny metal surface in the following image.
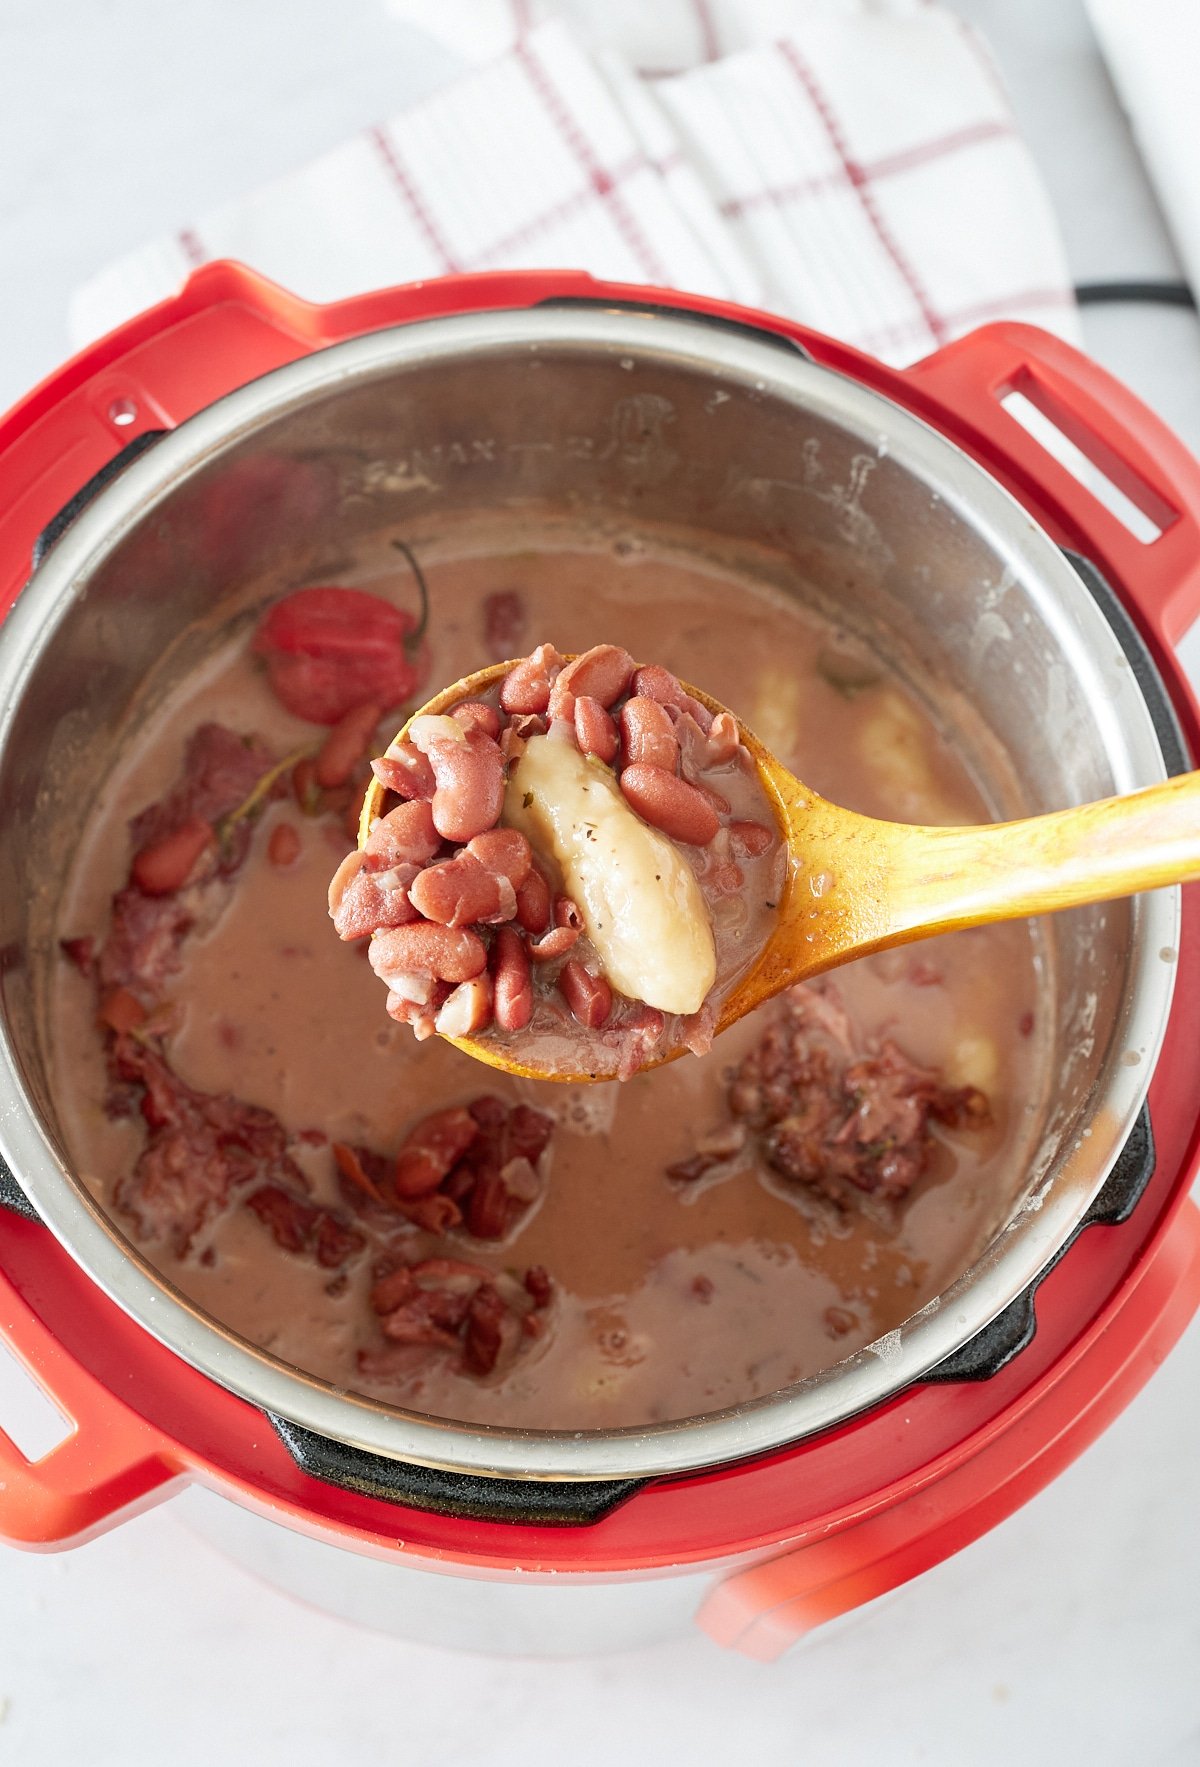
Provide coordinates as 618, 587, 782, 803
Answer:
0, 306, 1177, 1479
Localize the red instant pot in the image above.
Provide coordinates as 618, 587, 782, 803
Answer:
1, 266, 1199, 1660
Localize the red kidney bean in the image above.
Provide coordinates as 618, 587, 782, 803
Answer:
554, 895, 583, 930
483, 588, 527, 660
528, 925, 580, 962
409, 853, 512, 927
619, 697, 679, 772
371, 923, 487, 985
631, 663, 713, 731
452, 700, 502, 741
466, 826, 532, 889
573, 695, 618, 763
465, 1167, 510, 1240
707, 860, 744, 895
425, 728, 505, 843
394, 1106, 480, 1198
371, 742, 435, 801
434, 974, 493, 1038
558, 959, 613, 1029
550, 644, 635, 718
385, 991, 437, 1038
363, 800, 439, 869
492, 925, 532, 1031
268, 822, 301, 867
328, 848, 364, 916
131, 815, 214, 896
619, 764, 720, 845
728, 819, 775, 857
705, 711, 741, 766
524, 1266, 553, 1308
499, 642, 562, 715
515, 866, 552, 934
694, 779, 731, 817
315, 701, 382, 790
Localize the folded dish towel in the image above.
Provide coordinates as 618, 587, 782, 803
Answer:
70, 0, 1078, 365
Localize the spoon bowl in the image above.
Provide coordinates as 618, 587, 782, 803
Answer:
362, 661, 1200, 1081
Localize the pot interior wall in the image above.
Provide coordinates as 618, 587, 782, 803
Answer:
0, 329, 1143, 1343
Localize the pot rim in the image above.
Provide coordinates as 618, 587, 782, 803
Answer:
0, 303, 1177, 1480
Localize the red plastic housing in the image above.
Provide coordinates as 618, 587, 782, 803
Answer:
1, 266, 1198, 1660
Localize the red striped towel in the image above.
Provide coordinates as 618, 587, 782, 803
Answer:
70, 2, 1077, 364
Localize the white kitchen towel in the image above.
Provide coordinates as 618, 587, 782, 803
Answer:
69, 2, 1078, 365
1087, 0, 1200, 296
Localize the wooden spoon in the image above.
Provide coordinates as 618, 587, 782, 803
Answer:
361, 662, 1199, 1080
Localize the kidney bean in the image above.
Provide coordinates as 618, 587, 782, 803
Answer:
268, 822, 301, 867
573, 695, 618, 763
554, 895, 583, 931
550, 644, 635, 717
400, 1193, 464, 1234
483, 588, 527, 659
619, 763, 720, 846
385, 991, 437, 1039
499, 642, 562, 715
509, 1104, 555, 1163
452, 700, 502, 741
410, 853, 513, 927
131, 815, 214, 896
394, 1105, 480, 1198
465, 1167, 510, 1241
708, 859, 744, 895
558, 959, 613, 1029
528, 924, 580, 962
524, 1265, 553, 1308
371, 922, 488, 986
631, 663, 713, 731
98, 985, 147, 1034
705, 711, 741, 767
364, 800, 439, 869
492, 925, 532, 1031
729, 819, 775, 857
334, 870, 420, 941
466, 826, 532, 890
514, 865, 551, 934
619, 697, 679, 772
425, 727, 505, 843
371, 742, 435, 801
314, 701, 382, 790
434, 974, 494, 1037
370, 1266, 416, 1313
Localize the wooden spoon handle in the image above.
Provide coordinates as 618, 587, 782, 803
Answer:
870, 768, 1200, 943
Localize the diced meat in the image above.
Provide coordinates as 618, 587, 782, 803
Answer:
128, 723, 279, 870
97, 888, 194, 997
718, 981, 990, 1207
111, 1035, 308, 1256
336, 1097, 555, 1250
244, 1184, 366, 1269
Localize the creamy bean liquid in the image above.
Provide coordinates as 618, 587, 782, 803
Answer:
49, 539, 1048, 1428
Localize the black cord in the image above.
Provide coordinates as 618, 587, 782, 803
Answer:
1075, 279, 1196, 310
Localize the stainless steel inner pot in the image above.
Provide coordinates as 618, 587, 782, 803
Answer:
0, 306, 1176, 1480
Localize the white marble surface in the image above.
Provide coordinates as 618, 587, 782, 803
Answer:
1, 2, 1199, 1761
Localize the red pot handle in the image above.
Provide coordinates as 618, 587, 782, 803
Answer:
897, 323, 1200, 649
0, 1271, 182, 1546
695, 1196, 1200, 1660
